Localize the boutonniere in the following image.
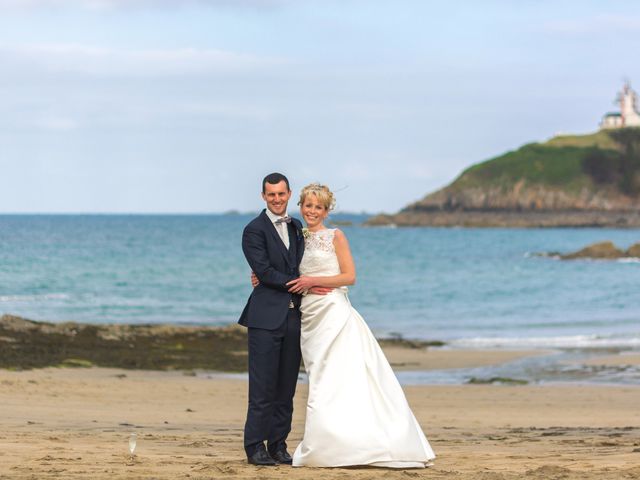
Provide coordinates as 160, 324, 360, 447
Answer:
301, 227, 310, 239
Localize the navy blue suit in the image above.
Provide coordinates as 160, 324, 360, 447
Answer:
239, 209, 304, 456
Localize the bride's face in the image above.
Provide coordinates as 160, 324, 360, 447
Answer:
300, 194, 328, 229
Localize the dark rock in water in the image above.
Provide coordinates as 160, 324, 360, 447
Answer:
365, 210, 640, 228
365, 214, 397, 226
626, 242, 640, 257
560, 241, 625, 260
531, 251, 561, 258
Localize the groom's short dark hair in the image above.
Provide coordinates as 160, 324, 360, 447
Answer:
262, 172, 290, 193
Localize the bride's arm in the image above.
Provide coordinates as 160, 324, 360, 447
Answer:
286, 229, 356, 292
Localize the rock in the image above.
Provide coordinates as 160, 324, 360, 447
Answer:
365, 210, 640, 228
364, 214, 396, 226
0, 314, 40, 332
530, 251, 561, 259
0, 314, 250, 371
626, 242, 640, 257
560, 241, 625, 260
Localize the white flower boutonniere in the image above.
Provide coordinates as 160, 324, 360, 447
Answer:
302, 227, 310, 239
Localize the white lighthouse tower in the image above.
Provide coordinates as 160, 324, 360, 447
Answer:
619, 82, 640, 126
601, 81, 640, 129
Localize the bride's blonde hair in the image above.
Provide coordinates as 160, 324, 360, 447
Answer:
298, 183, 336, 211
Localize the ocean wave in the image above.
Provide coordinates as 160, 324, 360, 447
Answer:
0, 293, 70, 303
524, 251, 560, 260
618, 257, 640, 264
525, 252, 640, 263
450, 334, 640, 349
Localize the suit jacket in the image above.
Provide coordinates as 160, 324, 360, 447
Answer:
238, 209, 305, 330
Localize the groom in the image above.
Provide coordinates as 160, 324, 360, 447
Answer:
239, 173, 325, 466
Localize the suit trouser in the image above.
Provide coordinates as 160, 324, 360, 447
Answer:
244, 308, 302, 456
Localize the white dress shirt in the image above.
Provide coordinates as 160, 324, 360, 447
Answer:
265, 209, 290, 249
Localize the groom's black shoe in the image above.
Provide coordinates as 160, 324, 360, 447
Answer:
247, 447, 277, 466
270, 449, 293, 465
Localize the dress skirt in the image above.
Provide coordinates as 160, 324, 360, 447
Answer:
292, 290, 435, 468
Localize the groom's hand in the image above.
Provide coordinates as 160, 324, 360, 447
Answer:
286, 275, 316, 293
250, 271, 259, 288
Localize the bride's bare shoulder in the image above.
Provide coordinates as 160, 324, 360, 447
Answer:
332, 228, 350, 245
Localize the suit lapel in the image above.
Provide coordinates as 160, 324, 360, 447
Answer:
287, 222, 297, 262
291, 218, 305, 266
261, 210, 292, 267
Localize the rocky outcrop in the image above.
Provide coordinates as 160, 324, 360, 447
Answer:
365, 180, 640, 227
627, 242, 640, 257
537, 241, 640, 260
560, 241, 625, 260
0, 314, 249, 371
403, 183, 638, 213
366, 210, 640, 228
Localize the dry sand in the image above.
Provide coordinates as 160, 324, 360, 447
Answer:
1, 351, 639, 480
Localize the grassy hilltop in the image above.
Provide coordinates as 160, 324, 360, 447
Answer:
455, 129, 639, 195
367, 128, 640, 227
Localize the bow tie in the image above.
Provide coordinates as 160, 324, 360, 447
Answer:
274, 216, 292, 225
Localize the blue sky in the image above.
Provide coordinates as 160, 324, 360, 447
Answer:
1, 0, 640, 213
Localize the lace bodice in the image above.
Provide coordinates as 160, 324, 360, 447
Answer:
299, 228, 341, 277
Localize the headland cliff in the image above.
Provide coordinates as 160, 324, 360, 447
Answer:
367, 129, 640, 227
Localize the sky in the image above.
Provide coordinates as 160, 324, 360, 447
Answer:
1, 0, 640, 214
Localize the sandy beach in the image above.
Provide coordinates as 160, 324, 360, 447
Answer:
2, 354, 639, 480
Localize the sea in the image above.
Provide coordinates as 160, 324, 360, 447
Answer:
1, 214, 639, 385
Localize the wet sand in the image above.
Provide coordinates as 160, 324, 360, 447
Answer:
1, 367, 639, 480
582, 352, 640, 367
383, 346, 547, 371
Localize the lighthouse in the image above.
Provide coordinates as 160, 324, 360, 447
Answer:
600, 81, 640, 129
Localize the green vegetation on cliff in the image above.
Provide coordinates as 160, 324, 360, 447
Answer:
457, 144, 592, 191
584, 128, 640, 195
451, 128, 640, 196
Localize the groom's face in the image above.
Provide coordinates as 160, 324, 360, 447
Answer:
262, 180, 291, 216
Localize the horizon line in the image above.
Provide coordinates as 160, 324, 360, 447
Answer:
0, 210, 377, 216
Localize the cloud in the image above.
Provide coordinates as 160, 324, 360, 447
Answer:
0, 43, 287, 77
175, 102, 274, 122
0, 0, 287, 11
34, 115, 79, 131
543, 14, 640, 35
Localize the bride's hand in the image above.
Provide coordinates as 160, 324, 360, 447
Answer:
286, 276, 315, 293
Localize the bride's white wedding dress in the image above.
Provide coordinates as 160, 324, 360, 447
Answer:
292, 229, 435, 468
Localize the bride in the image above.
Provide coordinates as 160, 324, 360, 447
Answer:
284, 183, 435, 468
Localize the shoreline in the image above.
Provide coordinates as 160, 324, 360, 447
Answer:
3, 314, 640, 386
365, 210, 640, 228
0, 313, 543, 373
